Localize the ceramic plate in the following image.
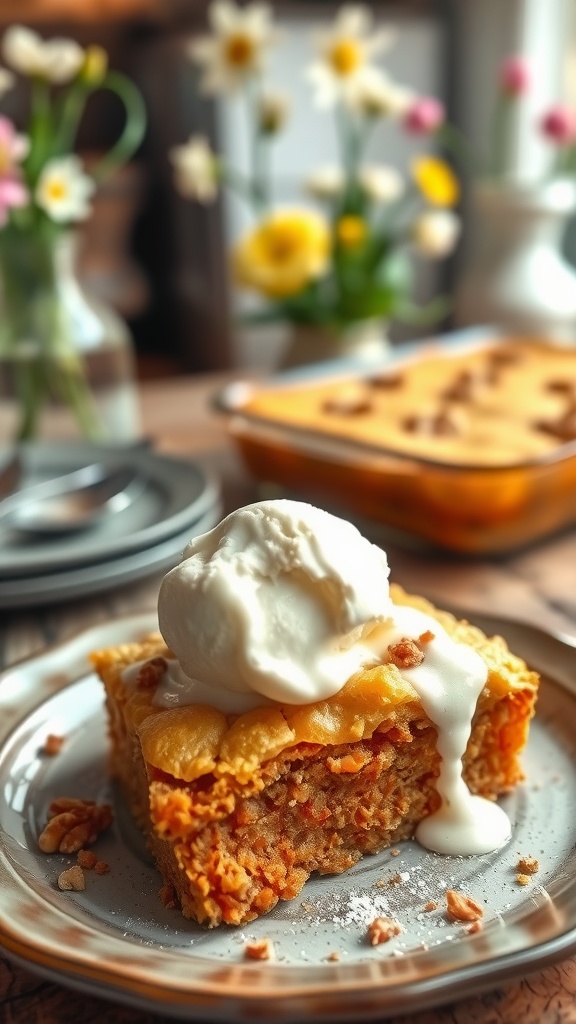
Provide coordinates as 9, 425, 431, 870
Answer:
0, 442, 219, 578
1, 614, 576, 1022
0, 503, 221, 609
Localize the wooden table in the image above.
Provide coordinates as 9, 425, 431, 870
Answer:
1, 372, 575, 1024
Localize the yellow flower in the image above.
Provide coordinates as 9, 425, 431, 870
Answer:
336, 215, 367, 248
412, 156, 459, 207
233, 209, 330, 299
80, 45, 108, 86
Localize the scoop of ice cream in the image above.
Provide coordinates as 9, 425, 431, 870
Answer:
157, 499, 392, 705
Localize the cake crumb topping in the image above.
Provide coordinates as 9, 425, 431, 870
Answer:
386, 637, 425, 669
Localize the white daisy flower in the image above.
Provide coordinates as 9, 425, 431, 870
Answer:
307, 5, 394, 108
35, 156, 95, 223
189, 1, 277, 94
170, 135, 219, 203
346, 66, 413, 118
412, 209, 461, 258
3, 25, 84, 85
358, 165, 404, 204
0, 66, 14, 98
305, 165, 344, 200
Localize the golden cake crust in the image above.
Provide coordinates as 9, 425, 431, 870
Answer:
239, 339, 576, 466
91, 585, 538, 927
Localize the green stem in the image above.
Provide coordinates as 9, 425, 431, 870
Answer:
89, 70, 147, 184
246, 76, 268, 212
436, 122, 481, 175
490, 94, 513, 179
53, 80, 90, 157
25, 78, 54, 185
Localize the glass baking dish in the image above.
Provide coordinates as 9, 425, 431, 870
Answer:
221, 329, 576, 553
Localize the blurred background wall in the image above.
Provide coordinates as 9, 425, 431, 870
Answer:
2, 0, 575, 376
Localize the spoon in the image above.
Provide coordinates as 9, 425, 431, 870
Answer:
0, 464, 141, 536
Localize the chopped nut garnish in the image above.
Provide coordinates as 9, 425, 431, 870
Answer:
77, 849, 98, 869
424, 900, 437, 912
445, 890, 483, 923
367, 372, 404, 390
389, 873, 402, 885
390, 849, 400, 857
367, 916, 402, 946
403, 407, 464, 437
38, 797, 113, 854
546, 379, 576, 394
322, 394, 372, 416
326, 950, 341, 962
517, 856, 539, 875
94, 860, 110, 875
418, 630, 435, 644
136, 656, 168, 690
42, 734, 65, 756
516, 873, 531, 886
301, 901, 315, 913
244, 938, 275, 961
159, 884, 176, 909
534, 406, 576, 442
387, 637, 425, 669
441, 369, 486, 403
57, 865, 85, 891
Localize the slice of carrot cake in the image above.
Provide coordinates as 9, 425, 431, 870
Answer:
91, 500, 538, 927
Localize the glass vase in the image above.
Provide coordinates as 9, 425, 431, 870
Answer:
279, 318, 390, 370
455, 179, 576, 343
0, 229, 141, 443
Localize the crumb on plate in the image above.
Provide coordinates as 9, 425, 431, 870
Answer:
445, 890, 483, 923
244, 938, 275, 961
367, 916, 402, 946
57, 865, 85, 892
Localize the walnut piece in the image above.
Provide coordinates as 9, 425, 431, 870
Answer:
57, 865, 85, 891
136, 656, 168, 690
38, 797, 113, 854
445, 889, 483, 923
244, 938, 275, 961
424, 900, 437, 912
387, 637, 425, 669
516, 873, 531, 886
367, 916, 402, 946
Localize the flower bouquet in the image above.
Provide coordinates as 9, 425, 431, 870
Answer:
0, 26, 146, 441
171, 2, 461, 364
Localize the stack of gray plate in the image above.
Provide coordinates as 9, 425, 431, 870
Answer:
0, 443, 221, 608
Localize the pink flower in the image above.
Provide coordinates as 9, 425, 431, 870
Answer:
403, 96, 444, 135
0, 116, 29, 226
540, 105, 576, 145
500, 56, 531, 96
0, 115, 28, 175
0, 177, 28, 226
